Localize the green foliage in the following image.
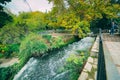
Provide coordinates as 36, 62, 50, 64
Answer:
72, 21, 90, 38
0, 44, 9, 58
0, 63, 20, 80
0, 44, 19, 58
42, 35, 52, 42
65, 50, 89, 80
19, 33, 49, 59
0, 24, 25, 44
0, 67, 10, 80
9, 44, 19, 53
0, 0, 12, 28
65, 54, 84, 80
14, 12, 47, 31
78, 21, 90, 36
0, 34, 76, 80
19, 33, 66, 59
48, 0, 66, 14
0, 12, 13, 28
49, 0, 120, 34
0, 54, 4, 58
66, 54, 84, 70
51, 37, 65, 48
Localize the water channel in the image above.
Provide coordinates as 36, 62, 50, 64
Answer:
14, 37, 94, 80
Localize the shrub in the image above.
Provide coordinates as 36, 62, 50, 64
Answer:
65, 54, 84, 70
19, 33, 49, 59
0, 24, 25, 44
51, 37, 65, 49
65, 54, 84, 80
0, 44, 19, 58
65, 50, 89, 80
0, 44, 10, 58
42, 35, 52, 42
0, 67, 10, 80
9, 44, 19, 53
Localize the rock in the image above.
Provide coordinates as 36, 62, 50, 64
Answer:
88, 57, 94, 63
83, 68, 87, 72
94, 59, 98, 65
93, 64, 97, 69
90, 52, 98, 57
78, 72, 88, 80
84, 62, 92, 72
89, 79, 94, 80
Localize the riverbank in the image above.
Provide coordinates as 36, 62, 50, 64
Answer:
78, 36, 99, 80
0, 34, 78, 80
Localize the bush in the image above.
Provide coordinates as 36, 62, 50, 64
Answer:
0, 24, 25, 44
0, 63, 20, 80
42, 35, 52, 42
9, 44, 19, 53
65, 54, 84, 70
0, 66, 16, 80
65, 54, 84, 80
42, 35, 65, 49
0, 54, 4, 58
64, 50, 89, 80
0, 44, 19, 58
19, 33, 49, 59
0, 44, 10, 58
51, 37, 65, 49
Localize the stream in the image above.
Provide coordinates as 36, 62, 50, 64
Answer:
14, 37, 94, 80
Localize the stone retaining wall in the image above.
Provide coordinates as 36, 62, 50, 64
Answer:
78, 36, 99, 80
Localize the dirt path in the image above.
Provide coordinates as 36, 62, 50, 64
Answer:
0, 58, 19, 68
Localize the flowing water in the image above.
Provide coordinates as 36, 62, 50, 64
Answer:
14, 37, 94, 80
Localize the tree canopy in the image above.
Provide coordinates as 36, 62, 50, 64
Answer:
0, 0, 12, 28
48, 0, 120, 31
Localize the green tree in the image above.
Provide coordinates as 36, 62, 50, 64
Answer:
49, 0, 120, 30
0, 12, 13, 28
14, 12, 47, 32
48, 0, 66, 14
0, 24, 25, 44
66, 0, 120, 20
0, 0, 12, 28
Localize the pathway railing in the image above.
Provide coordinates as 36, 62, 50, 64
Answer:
97, 28, 120, 80
97, 28, 106, 80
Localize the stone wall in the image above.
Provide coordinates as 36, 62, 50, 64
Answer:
78, 36, 99, 80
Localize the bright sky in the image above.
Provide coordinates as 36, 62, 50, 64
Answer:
5, 0, 53, 14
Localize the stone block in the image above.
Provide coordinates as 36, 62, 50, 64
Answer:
88, 57, 94, 63
78, 72, 88, 80
89, 79, 93, 80
94, 59, 98, 65
93, 64, 97, 69
84, 62, 92, 72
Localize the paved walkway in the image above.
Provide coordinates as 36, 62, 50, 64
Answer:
103, 33, 120, 74
0, 58, 19, 68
